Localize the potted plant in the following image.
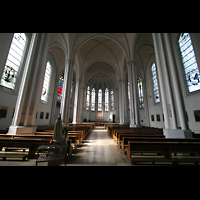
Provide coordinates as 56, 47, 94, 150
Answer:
63, 126, 71, 138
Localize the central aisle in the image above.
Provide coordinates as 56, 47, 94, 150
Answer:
66, 126, 131, 166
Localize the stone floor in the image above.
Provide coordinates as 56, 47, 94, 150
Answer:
0, 126, 131, 166
65, 126, 131, 166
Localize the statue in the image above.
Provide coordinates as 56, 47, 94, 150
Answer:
53, 114, 63, 142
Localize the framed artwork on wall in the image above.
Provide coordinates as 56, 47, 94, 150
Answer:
40, 112, 44, 119
0, 106, 8, 118
46, 112, 49, 119
194, 110, 200, 122
156, 114, 160, 121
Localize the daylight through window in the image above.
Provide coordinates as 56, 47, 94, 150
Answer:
41, 61, 52, 102
151, 63, 160, 103
105, 88, 109, 111
98, 89, 102, 111
178, 33, 200, 92
0, 33, 26, 90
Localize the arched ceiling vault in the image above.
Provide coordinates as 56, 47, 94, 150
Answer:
74, 35, 127, 89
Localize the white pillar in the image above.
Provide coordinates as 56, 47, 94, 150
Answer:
8, 33, 37, 135
77, 86, 85, 122
11, 33, 37, 127
127, 62, 135, 126
60, 59, 73, 124
152, 33, 170, 129
163, 33, 189, 130
114, 87, 119, 123
30, 33, 50, 126
157, 33, 177, 129
118, 80, 124, 124
73, 79, 82, 123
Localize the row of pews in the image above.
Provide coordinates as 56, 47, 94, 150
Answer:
105, 124, 200, 165
0, 123, 94, 164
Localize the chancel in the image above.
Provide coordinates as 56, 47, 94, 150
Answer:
0, 33, 200, 166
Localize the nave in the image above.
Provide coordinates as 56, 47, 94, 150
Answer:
0, 125, 131, 166
66, 126, 131, 166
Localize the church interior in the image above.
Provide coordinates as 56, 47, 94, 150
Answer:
0, 33, 200, 166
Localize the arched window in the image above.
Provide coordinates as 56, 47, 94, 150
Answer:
178, 33, 200, 92
105, 88, 109, 111
57, 72, 64, 108
70, 81, 73, 104
86, 86, 90, 110
91, 88, 95, 111
41, 61, 52, 102
151, 63, 160, 103
138, 78, 144, 108
0, 33, 27, 90
98, 89, 102, 111
110, 89, 114, 111
127, 82, 130, 109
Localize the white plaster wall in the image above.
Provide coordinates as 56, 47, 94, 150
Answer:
0, 33, 33, 128
171, 33, 200, 133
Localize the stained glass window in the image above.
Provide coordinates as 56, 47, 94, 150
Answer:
111, 90, 114, 111
151, 63, 160, 103
128, 82, 130, 109
178, 33, 200, 92
138, 78, 144, 108
70, 82, 73, 104
105, 88, 109, 111
41, 61, 52, 102
0, 33, 27, 90
98, 89, 102, 111
57, 72, 64, 107
86, 86, 90, 110
91, 88, 95, 111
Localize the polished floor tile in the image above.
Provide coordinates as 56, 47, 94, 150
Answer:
66, 127, 131, 166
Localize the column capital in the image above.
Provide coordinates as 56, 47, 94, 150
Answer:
118, 79, 124, 83
127, 60, 137, 66
76, 79, 82, 82
65, 59, 75, 65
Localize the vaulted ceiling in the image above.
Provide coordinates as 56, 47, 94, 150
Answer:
47, 33, 155, 89
75, 35, 126, 89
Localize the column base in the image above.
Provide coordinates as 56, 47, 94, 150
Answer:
130, 124, 142, 128
8, 126, 37, 135
163, 128, 193, 138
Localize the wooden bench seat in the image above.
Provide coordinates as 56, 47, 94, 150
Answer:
126, 141, 200, 165
120, 135, 165, 152
0, 137, 50, 159
122, 137, 200, 154
0, 153, 28, 161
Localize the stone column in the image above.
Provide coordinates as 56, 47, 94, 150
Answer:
118, 80, 124, 124
152, 33, 170, 129
60, 59, 73, 124
72, 79, 82, 123
163, 33, 192, 138
30, 33, 51, 127
132, 61, 141, 127
8, 33, 37, 134
114, 87, 119, 123
157, 33, 177, 129
127, 62, 135, 127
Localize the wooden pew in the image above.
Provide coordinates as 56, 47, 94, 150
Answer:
114, 131, 158, 144
0, 129, 8, 134
121, 137, 200, 154
0, 137, 50, 159
126, 141, 200, 165
120, 135, 165, 152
